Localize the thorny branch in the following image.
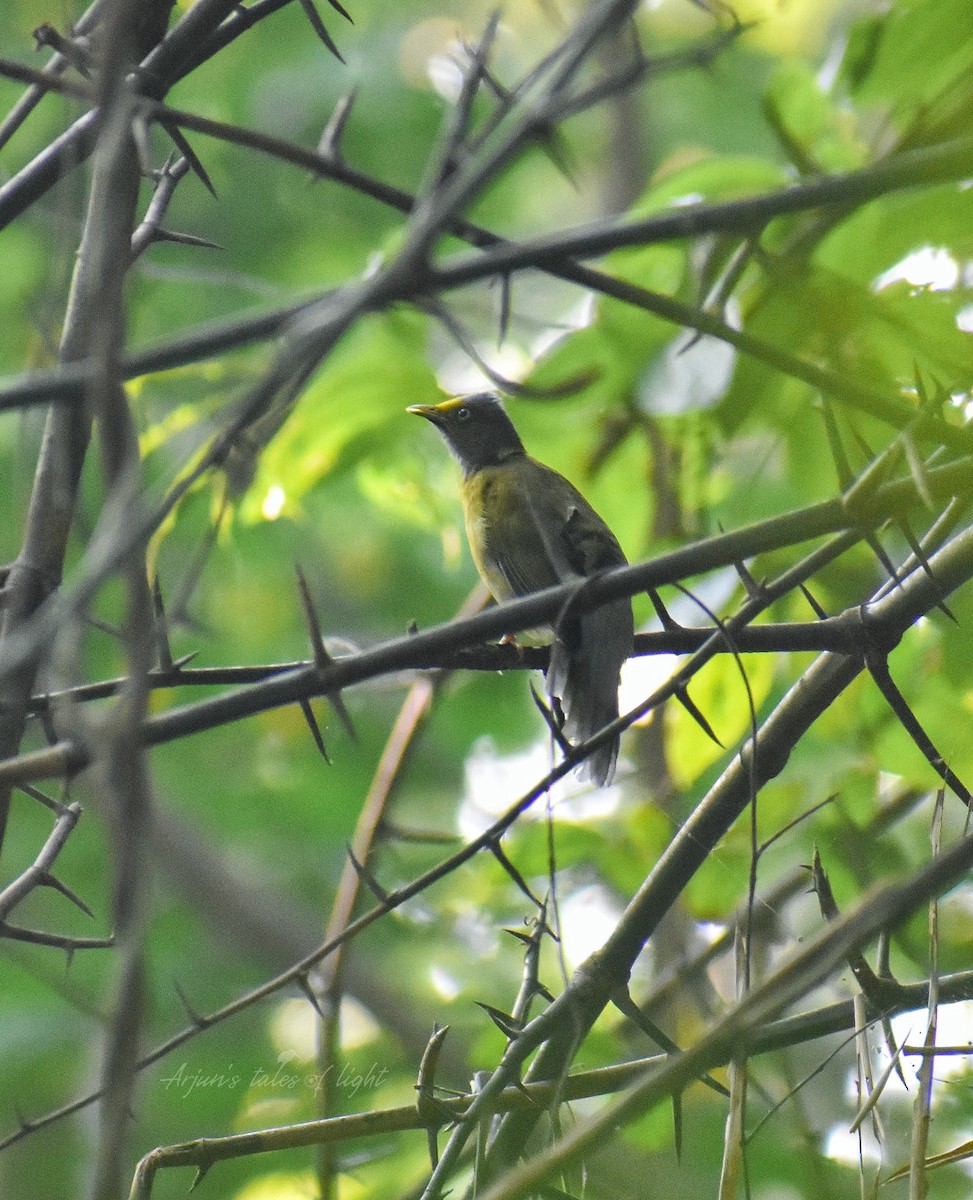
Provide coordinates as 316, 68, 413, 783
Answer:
3, 509, 971, 1171
126, 959, 973, 1196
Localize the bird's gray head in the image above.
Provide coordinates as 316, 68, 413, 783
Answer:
407, 393, 526, 475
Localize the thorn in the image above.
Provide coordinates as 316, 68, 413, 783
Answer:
477, 56, 512, 107
151, 227, 222, 250
674, 683, 723, 747
346, 846, 389, 902
297, 0, 345, 61
189, 1163, 211, 1192
151, 148, 178, 185
819, 399, 853, 489
508, 1078, 535, 1104
160, 119, 217, 197
799, 584, 827, 620
173, 979, 207, 1027
529, 683, 571, 755
866, 654, 973, 806
880, 1014, 909, 1088
612, 986, 729, 1097
529, 115, 577, 188
171, 651, 199, 670
325, 0, 353, 20
41, 872, 94, 919
316, 90, 357, 163
507, 912, 556, 954
295, 565, 357, 742
18, 783, 69, 816
503, 927, 533, 946
152, 576, 174, 671
296, 565, 329, 670
299, 697, 332, 763
474, 1002, 523, 1039
296, 973, 325, 1017
900, 430, 935, 510
612, 986, 680, 1050
896, 518, 957, 622
327, 686, 357, 747
646, 587, 680, 630
866, 532, 903, 590
848, 423, 878, 465
487, 840, 542, 906
496, 273, 512, 346
841, 437, 901, 523
528, 906, 558, 942
732, 559, 763, 599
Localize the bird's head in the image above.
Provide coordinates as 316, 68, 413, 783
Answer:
408, 393, 525, 476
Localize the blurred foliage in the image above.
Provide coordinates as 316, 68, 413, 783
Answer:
0, 0, 972, 1198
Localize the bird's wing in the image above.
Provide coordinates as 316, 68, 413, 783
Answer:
526, 460, 633, 783
488, 490, 563, 596
467, 458, 626, 597
526, 460, 627, 579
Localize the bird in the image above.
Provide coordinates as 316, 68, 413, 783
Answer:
408, 393, 633, 785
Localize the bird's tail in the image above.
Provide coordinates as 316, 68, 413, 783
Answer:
547, 598, 632, 786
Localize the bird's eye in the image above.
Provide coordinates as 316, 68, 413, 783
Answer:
455, 407, 471, 422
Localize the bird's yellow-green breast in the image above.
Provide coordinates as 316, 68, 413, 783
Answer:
462, 460, 562, 602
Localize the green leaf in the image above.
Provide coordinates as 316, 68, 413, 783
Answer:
241, 309, 439, 519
